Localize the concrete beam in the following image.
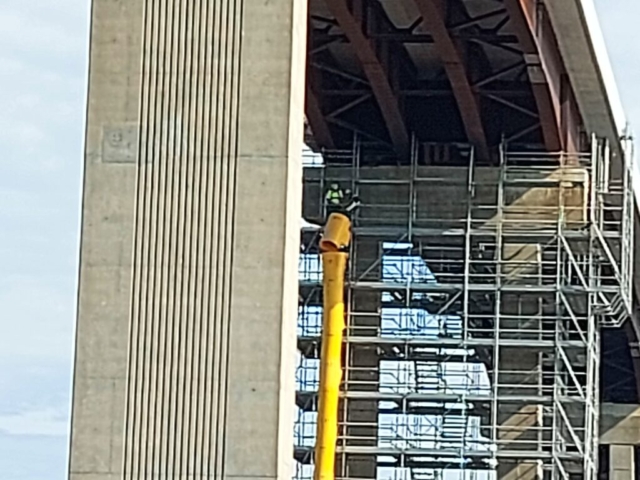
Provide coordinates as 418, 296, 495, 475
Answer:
504, 0, 582, 152
543, 0, 623, 153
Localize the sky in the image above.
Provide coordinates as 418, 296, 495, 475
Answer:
0, 0, 89, 478
0, 1, 639, 479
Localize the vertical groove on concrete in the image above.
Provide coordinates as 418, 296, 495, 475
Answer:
123, 0, 154, 475
149, 0, 167, 473
122, 0, 244, 477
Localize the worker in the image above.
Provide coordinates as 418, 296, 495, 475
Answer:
325, 183, 344, 214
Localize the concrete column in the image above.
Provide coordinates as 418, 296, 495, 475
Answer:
68, 1, 306, 479
610, 445, 635, 480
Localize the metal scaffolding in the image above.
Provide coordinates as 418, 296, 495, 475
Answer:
295, 137, 633, 480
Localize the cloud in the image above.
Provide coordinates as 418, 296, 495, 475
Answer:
0, 434, 68, 480
0, 0, 86, 461
0, 184, 80, 281
0, 360, 70, 412
0, 187, 65, 221
0, 408, 68, 437
0, 2, 87, 58
595, 0, 640, 125
0, 54, 85, 175
0, 1, 88, 181
0, 276, 75, 362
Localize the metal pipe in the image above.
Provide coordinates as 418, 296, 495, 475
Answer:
314, 213, 351, 480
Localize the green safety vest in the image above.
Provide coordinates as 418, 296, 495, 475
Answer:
326, 189, 343, 205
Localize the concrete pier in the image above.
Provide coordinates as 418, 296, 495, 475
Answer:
68, 1, 306, 478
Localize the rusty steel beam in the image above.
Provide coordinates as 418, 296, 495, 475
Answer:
323, 0, 409, 157
306, 16, 335, 151
322, 88, 531, 98
313, 32, 520, 44
306, 84, 335, 150
450, 8, 508, 32
504, 0, 581, 152
413, 0, 489, 159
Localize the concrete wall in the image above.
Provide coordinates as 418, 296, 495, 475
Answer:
68, 1, 306, 478
600, 404, 640, 480
303, 165, 587, 230
601, 403, 640, 445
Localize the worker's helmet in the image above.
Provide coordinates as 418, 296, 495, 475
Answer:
330, 183, 339, 190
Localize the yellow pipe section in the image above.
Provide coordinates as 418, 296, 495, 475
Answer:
320, 212, 351, 253
315, 251, 347, 480
314, 213, 351, 480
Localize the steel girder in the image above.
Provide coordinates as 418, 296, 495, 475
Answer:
412, 0, 490, 159
323, 0, 410, 157
504, 0, 582, 152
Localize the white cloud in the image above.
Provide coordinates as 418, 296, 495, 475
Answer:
0, 3, 87, 57
0, 276, 75, 362
0, 408, 68, 436
0, 55, 85, 174
0, 5, 85, 466
595, 0, 640, 129
0, 1, 88, 180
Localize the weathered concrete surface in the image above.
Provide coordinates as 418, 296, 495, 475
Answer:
69, 1, 306, 478
601, 403, 640, 445
598, 403, 640, 480
543, 0, 623, 157
304, 165, 587, 230
609, 445, 635, 480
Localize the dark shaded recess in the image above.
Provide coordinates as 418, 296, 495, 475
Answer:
601, 327, 639, 403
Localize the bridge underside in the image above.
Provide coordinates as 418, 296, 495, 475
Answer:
304, 0, 639, 400
305, 0, 585, 161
